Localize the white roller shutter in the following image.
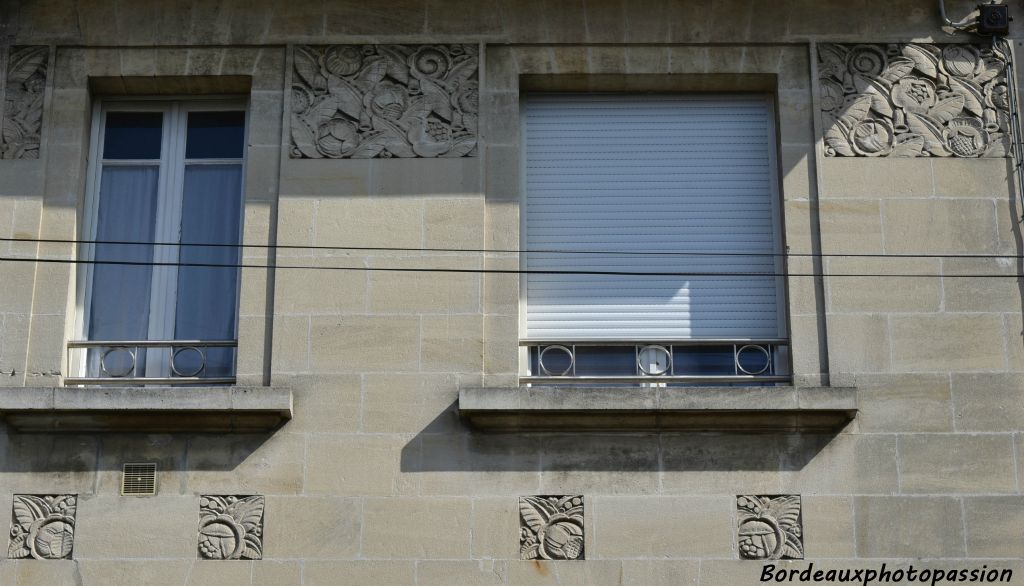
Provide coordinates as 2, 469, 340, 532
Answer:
523, 94, 784, 341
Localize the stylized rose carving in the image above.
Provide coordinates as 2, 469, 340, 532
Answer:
197, 495, 264, 561
520, 496, 585, 561
198, 515, 245, 560
941, 45, 981, 78
891, 76, 937, 114
453, 81, 478, 115
323, 45, 364, 77
986, 83, 1010, 111
943, 117, 989, 157
318, 118, 360, 157
820, 79, 846, 114
27, 517, 74, 560
367, 82, 408, 121
291, 85, 313, 114
849, 118, 895, 156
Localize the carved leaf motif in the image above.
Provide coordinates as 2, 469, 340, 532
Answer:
838, 95, 872, 129
853, 75, 894, 119
520, 497, 552, 532
948, 78, 984, 117
443, 136, 477, 158
227, 497, 265, 531
928, 93, 965, 123
891, 135, 925, 157
326, 76, 363, 121
824, 119, 855, 157
13, 496, 48, 525
355, 57, 388, 90
975, 58, 1005, 85
521, 543, 540, 560
905, 112, 950, 156
818, 44, 849, 79
7, 533, 29, 559
242, 535, 262, 560
377, 46, 411, 85
879, 57, 915, 84
767, 497, 801, 530
349, 132, 389, 158
7, 47, 48, 85
445, 55, 478, 88
290, 116, 321, 158
293, 47, 325, 90
985, 133, 1008, 157
902, 44, 938, 78
782, 532, 804, 559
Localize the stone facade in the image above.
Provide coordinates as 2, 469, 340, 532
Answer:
0, 0, 1023, 584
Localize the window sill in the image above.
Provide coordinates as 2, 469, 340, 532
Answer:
458, 385, 856, 432
0, 386, 292, 433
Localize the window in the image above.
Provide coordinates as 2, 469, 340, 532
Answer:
69, 101, 247, 384
521, 93, 789, 384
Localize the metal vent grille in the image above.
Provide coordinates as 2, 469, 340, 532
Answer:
121, 462, 157, 496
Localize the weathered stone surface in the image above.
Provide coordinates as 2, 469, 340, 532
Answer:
362, 498, 472, 558
953, 373, 1024, 431
963, 496, 1024, 558
262, 497, 360, 558
801, 496, 856, 558
591, 496, 733, 557
898, 434, 1016, 494
854, 497, 965, 558
74, 496, 196, 558
304, 561, 415, 585
890, 314, 1006, 372
856, 374, 953, 432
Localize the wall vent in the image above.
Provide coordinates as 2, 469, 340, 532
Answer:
121, 462, 157, 496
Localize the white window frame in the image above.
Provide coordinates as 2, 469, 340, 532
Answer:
517, 92, 790, 383
72, 98, 250, 380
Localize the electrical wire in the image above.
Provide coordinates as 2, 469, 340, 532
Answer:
2, 236, 1024, 260
0, 255, 1021, 278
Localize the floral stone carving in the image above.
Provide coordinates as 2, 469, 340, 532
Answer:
198, 495, 264, 560
819, 43, 1009, 157
8, 495, 76, 560
520, 495, 584, 561
737, 495, 803, 560
1, 46, 48, 160
290, 44, 478, 159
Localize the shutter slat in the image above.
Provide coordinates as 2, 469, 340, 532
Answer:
524, 94, 783, 340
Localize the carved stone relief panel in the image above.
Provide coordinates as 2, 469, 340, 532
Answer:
519, 495, 584, 561
290, 44, 478, 159
1, 46, 48, 160
198, 495, 264, 560
737, 495, 803, 560
8, 495, 77, 560
819, 43, 1009, 157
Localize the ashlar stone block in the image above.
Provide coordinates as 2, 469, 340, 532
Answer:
197, 495, 264, 560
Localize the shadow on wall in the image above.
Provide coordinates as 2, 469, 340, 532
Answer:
398, 401, 839, 473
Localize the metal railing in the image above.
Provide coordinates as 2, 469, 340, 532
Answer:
520, 339, 790, 385
65, 340, 237, 385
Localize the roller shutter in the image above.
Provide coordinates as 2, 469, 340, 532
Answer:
523, 93, 784, 340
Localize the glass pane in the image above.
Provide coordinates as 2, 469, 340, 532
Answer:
673, 346, 735, 376
103, 112, 163, 159
574, 346, 636, 376
185, 111, 245, 159
173, 164, 243, 377
87, 166, 160, 376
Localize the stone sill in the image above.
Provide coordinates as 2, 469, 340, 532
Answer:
0, 386, 292, 433
458, 386, 856, 432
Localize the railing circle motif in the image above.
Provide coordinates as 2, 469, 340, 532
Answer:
538, 345, 574, 376
735, 344, 772, 375
170, 346, 206, 378
100, 347, 137, 378
637, 345, 672, 376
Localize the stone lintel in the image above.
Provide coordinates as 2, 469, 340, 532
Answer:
458, 386, 857, 432
0, 386, 292, 432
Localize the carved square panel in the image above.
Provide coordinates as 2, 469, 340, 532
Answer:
8, 495, 77, 560
819, 43, 1009, 158
737, 495, 803, 560
1, 46, 49, 160
519, 495, 584, 560
290, 44, 478, 159
198, 495, 264, 560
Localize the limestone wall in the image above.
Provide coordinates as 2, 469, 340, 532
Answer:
0, 0, 1022, 583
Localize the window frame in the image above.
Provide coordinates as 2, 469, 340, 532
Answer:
517, 91, 791, 383
72, 97, 250, 381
